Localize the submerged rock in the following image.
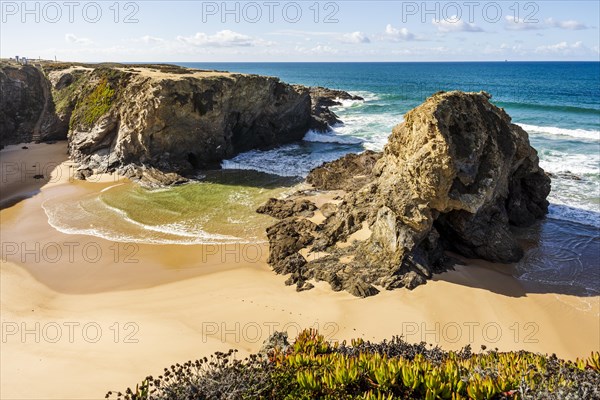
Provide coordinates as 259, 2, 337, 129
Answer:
262, 91, 551, 297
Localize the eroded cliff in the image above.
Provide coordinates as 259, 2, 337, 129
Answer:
0, 62, 64, 146
45, 65, 311, 176
261, 91, 551, 297
2, 62, 356, 180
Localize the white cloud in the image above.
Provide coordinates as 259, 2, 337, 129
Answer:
505, 16, 589, 31
272, 30, 370, 44
500, 43, 523, 52
272, 30, 336, 38
294, 44, 340, 55
504, 15, 543, 30
65, 33, 92, 45
340, 31, 370, 44
140, 35, 165, 44
177, 30, 272, 47
535, 41, 584, 54
384, 24, 416, 41
432, 17, 483, 33
545, 18, 588, 30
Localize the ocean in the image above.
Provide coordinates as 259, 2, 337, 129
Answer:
180, 62, 600, 222
43, 62, 600, 295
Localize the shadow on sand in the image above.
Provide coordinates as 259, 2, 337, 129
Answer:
436, 208, 599, 298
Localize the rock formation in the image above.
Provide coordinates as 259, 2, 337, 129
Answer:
0, 62, 64, 146
303, 86, 364, 132
262, 91, 551, 297
1, 62, 359, 180
51, 66, 312, 176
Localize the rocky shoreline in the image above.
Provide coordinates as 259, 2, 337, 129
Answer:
260, 91, 551, 297
0, 61, 360, 185
1, 62, 552, 297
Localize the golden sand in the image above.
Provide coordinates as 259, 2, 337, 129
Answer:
1, 142, 598, 399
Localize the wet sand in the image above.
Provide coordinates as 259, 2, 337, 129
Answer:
1, 142, 599, 399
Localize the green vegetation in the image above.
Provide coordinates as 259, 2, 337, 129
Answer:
51, 71, 85, 115
107, 329, 600, 400
70, 76, 115, 128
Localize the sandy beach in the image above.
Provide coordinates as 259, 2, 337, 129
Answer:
1, 142, 599, 399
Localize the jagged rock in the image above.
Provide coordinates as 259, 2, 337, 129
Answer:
302, 86, 364, 132
258, 331, 290, 358
74, 167, 93, 180
265, 218, 316, 266
320, 203, 338, 218
307, 150, 382, 191
399, 271, 427, 290
262, 91, 551, 296
344, 278, 379, 298
256, 198, 317, 219
136, 167, 188, 188
296, 281, 314, 292
272, 252, 307, 275
546, 171, 582, 181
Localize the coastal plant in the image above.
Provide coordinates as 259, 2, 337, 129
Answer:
108, 330, 600, 400
69, 68, 126, 130
51, 70, 87, 115
71, 77, 115, 128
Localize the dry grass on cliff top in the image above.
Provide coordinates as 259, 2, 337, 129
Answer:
27, 60, 237, 80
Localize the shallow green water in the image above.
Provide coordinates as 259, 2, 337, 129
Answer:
43, 171, 299, 244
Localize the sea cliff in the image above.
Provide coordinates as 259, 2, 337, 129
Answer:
0, 61, 358, 182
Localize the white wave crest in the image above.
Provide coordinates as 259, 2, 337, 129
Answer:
303, 130, 363, 144
518, 123, 600, 141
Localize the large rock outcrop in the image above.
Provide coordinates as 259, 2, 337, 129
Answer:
0, 62, 64, 146
19, 63, 356, 181
1, 62, 360, 174
262, 91, 551, 297
52, 66, 311, 174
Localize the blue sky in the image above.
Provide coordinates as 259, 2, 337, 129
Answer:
1, 1, 599, 62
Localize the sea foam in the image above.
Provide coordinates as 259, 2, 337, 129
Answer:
518, 123, 600, 141
303, 130, 363, 144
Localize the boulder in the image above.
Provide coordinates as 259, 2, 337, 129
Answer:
256, 198, 317, 219
306, 150, 382, 191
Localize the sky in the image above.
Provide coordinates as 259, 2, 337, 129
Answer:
1, 1, 599, 62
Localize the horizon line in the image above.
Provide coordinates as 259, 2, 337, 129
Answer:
4, 59, 598, 64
